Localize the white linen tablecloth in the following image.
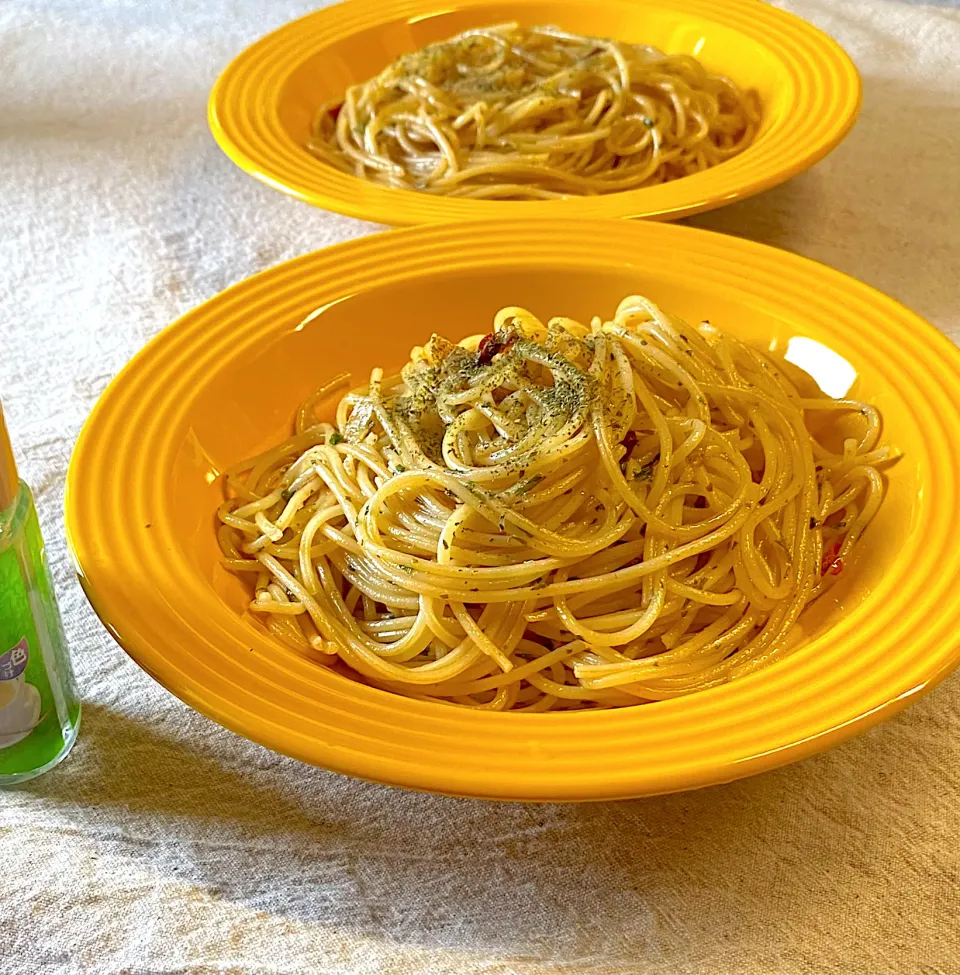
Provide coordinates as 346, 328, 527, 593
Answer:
1, 1, 959, 972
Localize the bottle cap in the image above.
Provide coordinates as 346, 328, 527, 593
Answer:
0, 405, 20, 512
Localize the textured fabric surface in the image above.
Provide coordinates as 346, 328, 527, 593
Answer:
1, 1, 959, 972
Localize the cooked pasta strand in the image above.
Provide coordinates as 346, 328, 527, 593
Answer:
218, 296, 892, 710
307, 24, 759, 199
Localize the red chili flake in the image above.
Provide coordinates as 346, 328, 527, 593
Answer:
476, 330, 516, 366
328, 103, 343, 122
620, 430, 638, 470
821, 541, 844, 576
477, 332, 496, 364
693, 495, 708, 509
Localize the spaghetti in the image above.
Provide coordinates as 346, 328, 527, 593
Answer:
307, 23, 760, 200
217, 296, 892, 711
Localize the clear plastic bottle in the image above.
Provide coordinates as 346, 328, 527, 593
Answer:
0, 407, 80, 785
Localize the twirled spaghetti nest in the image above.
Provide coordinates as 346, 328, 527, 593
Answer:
218, 296, 891, 711
308, 23, 760, 199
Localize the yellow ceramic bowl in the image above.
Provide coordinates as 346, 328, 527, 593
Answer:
66, 219, 960, 801
208, 0, 860, 225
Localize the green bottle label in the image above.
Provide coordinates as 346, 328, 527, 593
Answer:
0, 488, 78, 777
